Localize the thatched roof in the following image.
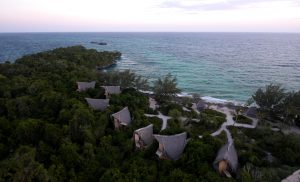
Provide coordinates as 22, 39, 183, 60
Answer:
77, 81, 96, 91
102, 86, 121, 95
245, 107, 257, 118
154, 132, 187, 160
111, 107, 131, 126
134, 124, 154, 147
196, 100, 206, 111
282, 169, 300, 182
85, 98, 109, 111
213, 142, 238, 174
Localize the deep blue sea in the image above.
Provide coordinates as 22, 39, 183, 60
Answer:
0, 33, 300, 102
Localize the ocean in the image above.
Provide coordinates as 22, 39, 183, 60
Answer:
0, 32, 299, 103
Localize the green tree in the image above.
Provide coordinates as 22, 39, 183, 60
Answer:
16, 119, 44, 145
169, 109, 182, 120
134, 75, 150, 91
48, 164, 67, 182
122, 158, 157, 182
6, 96, 37, 119
69, 107, 95, 143
252, 84, 286, 112
153, 73, 181, 102
169, 169, 196, 182
283, 91, 300, 126
58, 141, 82, 170
100, 168, 124, 182
0, 146, 49, 181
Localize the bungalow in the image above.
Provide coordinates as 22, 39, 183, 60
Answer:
102, 86, 121, 98
77, 81, 96, 92
245, 107, 257, 118
133, 124, 153, 149
154, 132, 187, 161
111, 107, 131, 129
282, 169, 300, 182
196, 100, 207, 111
213, 142, 238, 178
85, 98, 109, 111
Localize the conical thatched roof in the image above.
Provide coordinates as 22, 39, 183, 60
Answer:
85, 98, 109, 111
213, 142, 238, 174
102, 86, 121, 95
282, 169, 300, 182
134, 124, 153, 147
111, 107, 131, 126
245, 107, 257, 118
196, 100, 206, 111
154, 132, 187, 160
77, 81, 96, 91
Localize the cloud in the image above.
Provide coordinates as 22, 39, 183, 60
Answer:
159, 0, 300, 11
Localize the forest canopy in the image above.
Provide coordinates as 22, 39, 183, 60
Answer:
0, 46, 225, 181
0, 46, 299, 182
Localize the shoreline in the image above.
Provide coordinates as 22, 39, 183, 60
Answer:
114, 55, 247, 106
140, 90, 246, 107
96, 62, 117, 70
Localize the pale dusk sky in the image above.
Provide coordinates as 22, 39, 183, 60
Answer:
0, 0, 300, 32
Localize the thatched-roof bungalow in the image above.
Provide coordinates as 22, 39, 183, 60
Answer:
154, 132, 187, 161
213, 142, 238, 177
196, 100, 207, 111
77, 81, 96, 91
133, 124, 153, 149
102, 86, 121, 98
111, 107, 131, 129
245, 107, 257, 118
85, 98, 109, 111
282, 169, 300, 182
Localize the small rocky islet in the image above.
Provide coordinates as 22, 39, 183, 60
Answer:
90, 41, 107, 45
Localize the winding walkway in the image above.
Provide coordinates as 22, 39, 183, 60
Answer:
208, 105, 258, 143
146, 98, 198, 131
146, 98, 171, 130
149, 97, 158, 110
145, 112, 171, 130
191, 103, 200, 114
146, 98, 258, 143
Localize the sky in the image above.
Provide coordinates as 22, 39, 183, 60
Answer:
0, 0, 300, 32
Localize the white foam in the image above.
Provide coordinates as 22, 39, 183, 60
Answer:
201, 96, 229, 104
120, 55, 127, 60
138, 89, 244, 106
139, 90, 154, 94
177, 92, 193, 98
201, 96, 244, 106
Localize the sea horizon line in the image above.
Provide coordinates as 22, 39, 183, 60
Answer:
0, 31, 300, 34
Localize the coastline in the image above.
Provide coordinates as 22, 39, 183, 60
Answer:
1, 44, 299, 181
140, 90, 245, 107
1, 33, 299, 103
110, 54, 251, 106
96, 62, 117, 70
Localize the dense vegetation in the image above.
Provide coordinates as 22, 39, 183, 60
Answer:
229, 126, 300, 182
0, 46, 227, 181
0, 46, 299, 181
251, 84, 300, 126
153, 73, 181, 102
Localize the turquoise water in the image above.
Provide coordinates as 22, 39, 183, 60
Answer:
0, 32, 300, 102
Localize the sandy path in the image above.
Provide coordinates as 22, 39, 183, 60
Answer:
207, 105, 258, 143
282, 126, 300, 135
146, 98, 170, 130
191, 103, 200, 114
145, 112, 171, 130
147, 97, 259, 143
149, 97, 158, 110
